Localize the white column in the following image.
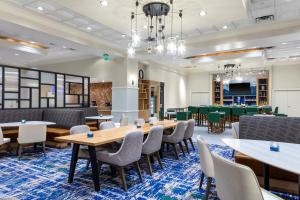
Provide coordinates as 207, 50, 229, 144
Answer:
111, 58, 139, 123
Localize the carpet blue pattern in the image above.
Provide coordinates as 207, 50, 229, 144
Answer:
0, 145, 298, 200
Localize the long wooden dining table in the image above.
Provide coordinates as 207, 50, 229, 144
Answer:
56, 120, 177, 191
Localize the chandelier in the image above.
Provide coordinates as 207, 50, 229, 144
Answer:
127, 0, 186, 58
216, 64, 243, 84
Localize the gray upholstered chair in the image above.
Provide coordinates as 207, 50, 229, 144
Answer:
142, 126, 164, 175
70, 125, 91, 169
231, 122, 239, 157
183, 119, 195, 153
97, 131, 144, 191
17, 124, 47, 159
211, 153, 282, 200
162, 121, 187, 160
197, 136, 215, 200
99, 121, 116, 130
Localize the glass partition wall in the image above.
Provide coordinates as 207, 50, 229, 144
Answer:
0, 65, 90, 109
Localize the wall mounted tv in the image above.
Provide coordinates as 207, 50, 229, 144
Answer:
229, 83, 251, 95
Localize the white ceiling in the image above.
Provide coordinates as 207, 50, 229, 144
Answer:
1, 0, 300, 72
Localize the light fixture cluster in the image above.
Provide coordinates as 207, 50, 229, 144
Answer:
127, 0, 186, 58
100, 0, 108, 7
216, 64, 243, 84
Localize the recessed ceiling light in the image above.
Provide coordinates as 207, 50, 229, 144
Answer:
62, 46, 67, 49
100, 0, 108, 7
30, 41, 36, 44
37, 6, 44, 11
143, 25, 148, 29
121, 34, 126, 38
222, 25, 228, 30
199, 10, 207, 16
15, 53, 19, 56
281, 42, 287, 45
86, 26, 92, 31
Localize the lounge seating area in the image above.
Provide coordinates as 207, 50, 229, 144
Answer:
1, 0, 300, 199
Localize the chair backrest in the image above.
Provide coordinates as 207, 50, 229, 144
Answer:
142, 125, 164, 154
135, 118, 145, 125
170, 121, 187, 142
209, 106, 219, 112
274, 106, 279, 114
70, 125, 90, 135
0, 128, 4, 145
211, 153, 264, 200
219, 106, 231, 116
115, 130, 144, 165
18, 124, 47, 144
120, 114, 129, 126
184, 119, 195, 139
197, 137, 214, 177
231, 122, 239, 139
99, 121, 116, 130
246, 106, 258, 114
232, 107, 245, 116
149, 117, 158, 124
208, 112, 221, 123
199, 106, 209, 115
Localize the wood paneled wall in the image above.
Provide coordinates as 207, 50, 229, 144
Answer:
90, 82, 112, 114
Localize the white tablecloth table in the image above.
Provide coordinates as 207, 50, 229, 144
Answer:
0, 121, 56, 128
85, 115, 114, 129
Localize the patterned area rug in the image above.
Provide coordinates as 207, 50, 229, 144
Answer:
0, 144, 297, 200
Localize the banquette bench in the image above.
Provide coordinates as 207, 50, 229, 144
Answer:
235, 116, 300, 195
0, 107, 98, 148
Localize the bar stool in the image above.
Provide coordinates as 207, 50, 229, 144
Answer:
219, 106, 231, 127
246, 106, 258, 116
208, 112, 225, 134
199, 106, 209, 126
232, 107, 245, 122
188, 106, 199, 125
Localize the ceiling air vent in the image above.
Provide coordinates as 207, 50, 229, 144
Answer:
255, 15, 274, 23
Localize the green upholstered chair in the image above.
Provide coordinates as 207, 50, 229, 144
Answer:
176, 112, 192, 121
188, 106, 199, 125
273, 106, 279, 114
199, 106, 209, 126
274, 113, 288, 117
208, 106, 219, 112
219, 106, 231, 126
245, 106, 258, 116
262, 106, 272, 114
208, 112, 225, 134
232, 107, 245, 122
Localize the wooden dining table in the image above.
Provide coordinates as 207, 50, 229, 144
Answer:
56, 120, 177, 191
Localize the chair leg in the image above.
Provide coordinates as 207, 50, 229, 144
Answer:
189, 138, 195, 150
178, 142, 185, 156
118, 166, 127, 191
155, 152, 163, 169
42, 142, 46, 157
205, 177, 212, 200
183, 139, 190, 153
145, 155, 153, 176
134, 161, 143, 182
18, 144, 22, 160
199, 172, 204, 189
231, 150, 235, 158
172, 143, 179, 160
167, 144, 170, 151
86, 160, 90, 170
34, 143, 37, 151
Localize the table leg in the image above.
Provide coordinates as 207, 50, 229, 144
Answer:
68, 144, 80, 183
88, 146, 100, 191
97, 119, 99, 129
263, 163, 270, 190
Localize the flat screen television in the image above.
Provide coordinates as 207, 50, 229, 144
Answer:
229, 83, 251, 95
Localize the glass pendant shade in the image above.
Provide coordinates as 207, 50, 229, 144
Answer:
177, 40, 186, 56
127, 45, 135, 58
132, 33, 141, 47
156, 40, 164, 54
216, 74, 221, 82
167, 37, 177, 56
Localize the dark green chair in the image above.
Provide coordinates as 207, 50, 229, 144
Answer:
274, 113, 288, 117
245, 106, 258, 116
208, 106, 219, 112
199, 106, 209, 126
176, 112, 192, 120
262, 106, 272, 114
219, 106, 231, 126
208, 112, 224, 134
232, 107, 245, 122
273, 106, 279, 114
188, 106, 199, 125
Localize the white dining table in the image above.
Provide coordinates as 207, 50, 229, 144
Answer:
0, 121, 56, 127
223, 138, 300, 198
85, 115, 114, 129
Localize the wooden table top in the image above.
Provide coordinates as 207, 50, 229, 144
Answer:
56, 120, 177, 146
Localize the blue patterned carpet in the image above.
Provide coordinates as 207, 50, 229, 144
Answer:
0, 144, 298, 200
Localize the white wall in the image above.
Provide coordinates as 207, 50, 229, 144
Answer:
186, 72, 212, 105
272, 64, 300, 90
146, 63, 188, 109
